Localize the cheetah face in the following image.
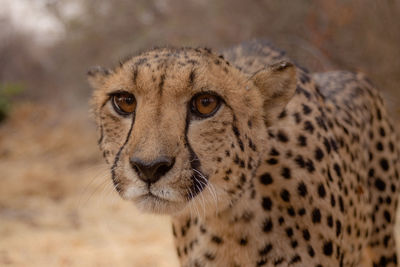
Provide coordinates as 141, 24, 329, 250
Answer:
89, 48, 296, 215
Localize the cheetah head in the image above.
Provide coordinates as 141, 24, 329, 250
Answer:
88, 48, 296, 215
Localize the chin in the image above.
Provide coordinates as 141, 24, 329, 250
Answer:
134, 194, 187, 215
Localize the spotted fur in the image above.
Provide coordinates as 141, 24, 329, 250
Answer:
89, 40, 400, 266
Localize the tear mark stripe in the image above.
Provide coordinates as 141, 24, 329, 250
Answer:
184, 109, 208, 199
97, 104, 107, 147
111, 115, 135, 192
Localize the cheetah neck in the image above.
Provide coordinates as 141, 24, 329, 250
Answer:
171, 187, 265, 266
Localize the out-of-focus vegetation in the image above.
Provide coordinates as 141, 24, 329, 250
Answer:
0, 82, 24, 122
1, 0, 399, 115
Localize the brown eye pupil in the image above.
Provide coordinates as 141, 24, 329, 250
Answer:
192, 93, 220, 117
125, 96, 134, 104
200, 97, 213, 107
112, 92, 137, 115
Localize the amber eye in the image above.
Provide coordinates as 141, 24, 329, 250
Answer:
191, 93, 221, 117
111, 92, 137, 115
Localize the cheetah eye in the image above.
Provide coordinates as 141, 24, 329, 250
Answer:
111, 92, 137, 116
191, 93, 221, 118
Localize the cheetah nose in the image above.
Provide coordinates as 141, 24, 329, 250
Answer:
129, 156, 175, 184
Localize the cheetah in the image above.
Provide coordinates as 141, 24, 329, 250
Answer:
88, 40, 400, 266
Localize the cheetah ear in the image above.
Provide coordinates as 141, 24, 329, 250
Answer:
251, 61, 297, 126
87, 66, 113, 89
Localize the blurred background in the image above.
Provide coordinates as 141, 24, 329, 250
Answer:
0, 0, 399, 266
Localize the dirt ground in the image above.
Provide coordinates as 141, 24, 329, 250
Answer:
0, 103, 179, 267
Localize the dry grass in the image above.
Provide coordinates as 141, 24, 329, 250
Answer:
0, 103, 178, 267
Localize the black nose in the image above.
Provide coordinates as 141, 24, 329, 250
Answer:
130, 156, 175, 184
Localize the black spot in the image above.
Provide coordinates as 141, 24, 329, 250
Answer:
172, 225, 177, 237
318, 183, 326, 198
281, 167, 291, 179
277, 130, 289, 142
389, 141, 395, 152
267, 158, 278, 165
287, 207, 296, 216
259, 243, 273, 256
377, 109, 382, 120
280, 189, 290, 202
380, 158, 389, 171
289, 255, 301, 264
304, 120, 314, 134
315, 116, 328, 131
330, 138, 338, 151
260, 173, 273, 185
323, 241, 333, 256
239, 159, 245, 168
269, 148, 280, 156
308, 245, 315, 257
327, 215, 333, 227
297, 182, 308, 197
285, 227, 294, 237
303, 229, 310, 241
293, 112, 302, 124
204, 252, 215, 261
181, 227, 186, 237
256, 259, 267, 266
383, 235, 391, 248
312, 208, 321, 223
211, 235, 223, 244
376, 142, 384, 151
315, 147, 324, 161
368, 168, 375, 177
339, 196, 345, 212
384, 210, 391, 223
295, 155, 305, 168
298, 135, 307, 146
249, 139, 257, 151
305, 159, 315, 173
336, 220, 342, 237
262, 197, 273, 211
239, 237, 248, 246
375, 178, 386, 191
333, 163, 342, 177
323, 137, 331, 153
200, 225, 207, 234
278, 109, 287, 119
302, 104, 312, 115
263, 218, 273, 233
298, 208, 306, 216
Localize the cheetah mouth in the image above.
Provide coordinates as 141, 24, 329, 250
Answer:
140, 192, 168, 202
134, 191, 186, 214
